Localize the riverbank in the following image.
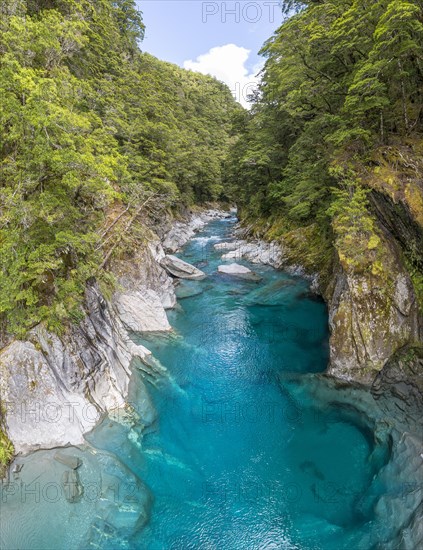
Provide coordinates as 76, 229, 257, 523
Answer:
0, 207, 228, 456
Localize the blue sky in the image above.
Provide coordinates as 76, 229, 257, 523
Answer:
136, 1, 285, 107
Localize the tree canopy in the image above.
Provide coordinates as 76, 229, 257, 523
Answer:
226, 0, 423, 285
0, 0, 241, 337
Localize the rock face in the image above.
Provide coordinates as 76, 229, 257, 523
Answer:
0, 209, 230, 455
218, 263, 261, 281
160, 255, 206, 280
112, 236, 177, 310
0, 282, 154, 453
326, 235, 420, 385
371, 345, 423, 433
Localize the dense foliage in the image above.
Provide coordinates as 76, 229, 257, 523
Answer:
226, 0, 423, 282
0, 0, 240, 337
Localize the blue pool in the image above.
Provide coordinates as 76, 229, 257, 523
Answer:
91, 216, 386, 549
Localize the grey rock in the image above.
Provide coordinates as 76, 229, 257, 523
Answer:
54, 452, 82, 470
326, 251, 420, 385
0, 282, 154, 453
12, 463, 23, 475
214, 241, 242, 251
160, 255, 206, 280
112, 238, 176, 310
220, 240, 284, 268
371, 345, 423, 433
114, 289, 171, 332
218, 263, 261, 281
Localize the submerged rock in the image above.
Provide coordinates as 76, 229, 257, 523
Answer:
218, 263, 262, 281
174, 280, 204, 299
160, 255, 206, 280
0, 446, 151, 549
242, 278, 300, 306
54, 452, 82, 470
61, 468, 84, 503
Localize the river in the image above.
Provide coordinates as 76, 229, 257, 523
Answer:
0, 215, 405, 549
91, 215, 385, 549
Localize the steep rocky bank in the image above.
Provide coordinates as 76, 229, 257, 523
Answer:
235, 198, 422, 387
0, 208, 227, 456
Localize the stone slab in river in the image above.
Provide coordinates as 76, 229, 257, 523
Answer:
54, 452, 82, 470
160, 255, 206, 280
217, 263, 262, 281
214, 241, 241, 251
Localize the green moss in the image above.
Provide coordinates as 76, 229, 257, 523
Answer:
368, 234, 380, 250
282, 224, 334, 286
400, 345, 423, 368
404, 254, 423, 315
366, 142, 423, 228
405, 183, 423, 227
265, 216, 294, 241
0, 428, 14, 478
0, 401, 14, 477
371, 260, 384, 276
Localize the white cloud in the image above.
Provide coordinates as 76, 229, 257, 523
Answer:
183, 44, 262, 109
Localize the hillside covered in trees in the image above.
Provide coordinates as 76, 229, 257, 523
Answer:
1, 3, 423, 543
227, 0, 423, 301
0, 0, 240, 338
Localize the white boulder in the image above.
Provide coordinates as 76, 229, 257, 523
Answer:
214, 241, 242, 251
114, 289, 171, 332
217, 263, 261, 281
160, 255, 206, 280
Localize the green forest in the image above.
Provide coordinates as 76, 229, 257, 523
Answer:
0, 0, 240, 337
1, 0, 423, 340
227, 0, 423, 294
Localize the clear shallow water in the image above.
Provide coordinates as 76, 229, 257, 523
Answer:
95, 217, 383, 549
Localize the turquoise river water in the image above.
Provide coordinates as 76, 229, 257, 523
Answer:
1, 216, 402, 550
